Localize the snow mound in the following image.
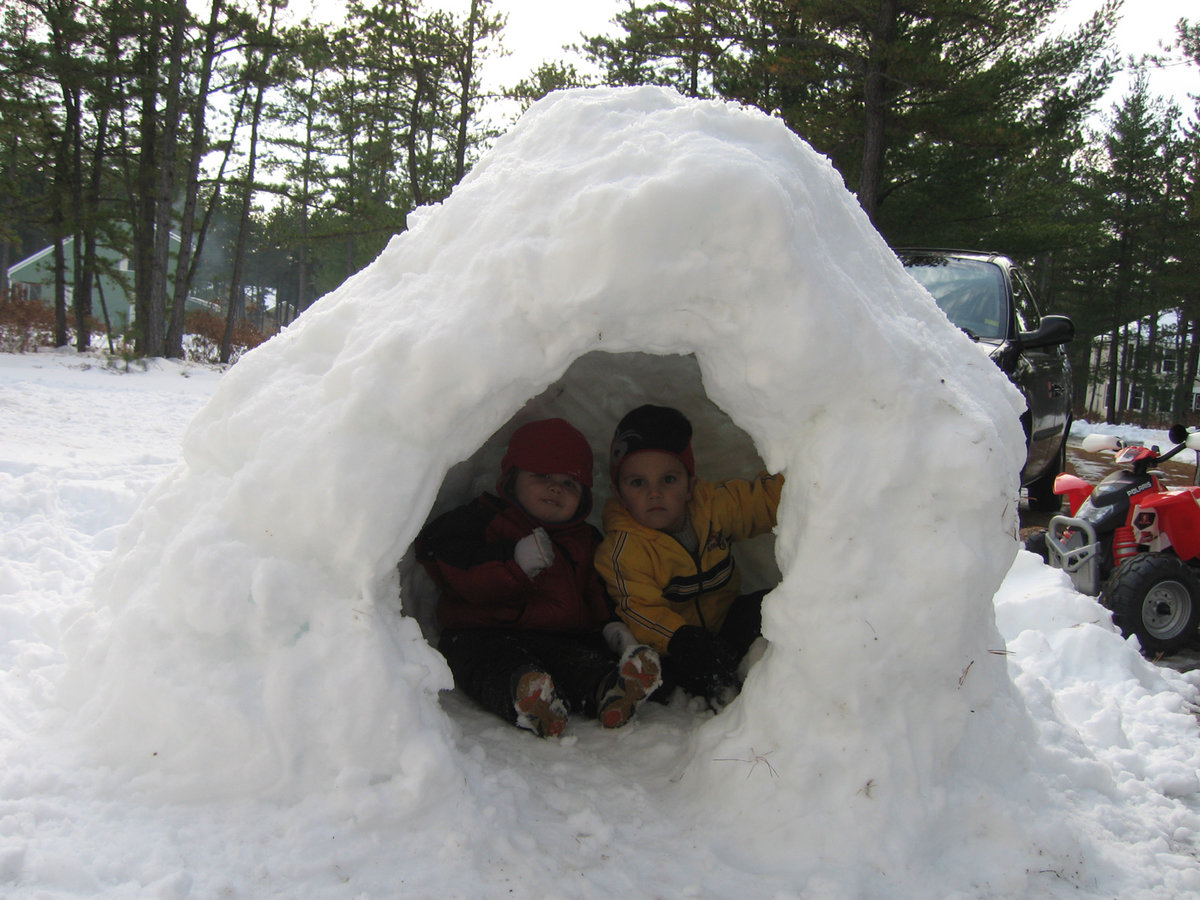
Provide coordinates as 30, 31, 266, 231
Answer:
60, 86, 1053, 892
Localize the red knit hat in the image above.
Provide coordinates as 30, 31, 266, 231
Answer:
501, 418, 594, 487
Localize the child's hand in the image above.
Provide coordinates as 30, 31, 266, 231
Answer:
514, 527, 555, 578
603, 621, 639, 655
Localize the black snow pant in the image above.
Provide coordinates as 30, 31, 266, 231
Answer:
660, 590, 766, 703
438, 628, 619, 726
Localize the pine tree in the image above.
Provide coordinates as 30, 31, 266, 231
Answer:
583, 0, 1117, 240
1085, 72, 1186, 423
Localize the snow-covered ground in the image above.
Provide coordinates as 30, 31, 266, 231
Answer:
2, 351, 1198, 899
2, 87, 1199, 899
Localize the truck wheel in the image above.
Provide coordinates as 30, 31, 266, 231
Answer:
1026, 439, 1066, 512
1101, 553, 1200, 657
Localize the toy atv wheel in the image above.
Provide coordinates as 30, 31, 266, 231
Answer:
1101, 552, 1200, 657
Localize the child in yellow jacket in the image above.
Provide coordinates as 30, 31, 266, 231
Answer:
595, 405, 784, 707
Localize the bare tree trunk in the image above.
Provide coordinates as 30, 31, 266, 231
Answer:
76, 89, 112, 353
53, 235, 68, 346
406, 62, 429, 209
96, 273, 115, 354
1106, 310, 1125, 425
167, 0, 224, 358
133, 9, 165, 356
0, 228, 9, 293
71, 114, 91, 352
298, 165, 311, 314
44, 0, 84, 350
220, 96, 265, 363
1141, 313, 1158, 426
1086, 341, 1103, 417
144, 0, 189, 360
221, 9, 278, 364
76, 232, 95, 351
856, 0, 896, 223
453, 0, 480, 183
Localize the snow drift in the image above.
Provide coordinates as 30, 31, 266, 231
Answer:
59, 86, 1061, 893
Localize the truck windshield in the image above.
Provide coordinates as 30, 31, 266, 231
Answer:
902, 256, 1007, 341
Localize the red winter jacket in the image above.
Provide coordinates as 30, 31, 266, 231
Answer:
415, 493, 612, 634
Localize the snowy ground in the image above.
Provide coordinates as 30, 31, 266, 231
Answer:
1, 348, 1198, 899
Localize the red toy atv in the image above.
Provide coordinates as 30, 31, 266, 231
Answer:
1037, 424, 1200, 656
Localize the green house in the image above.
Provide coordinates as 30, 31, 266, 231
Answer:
6, 232, 214, 335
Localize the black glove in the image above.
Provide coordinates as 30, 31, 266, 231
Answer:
668, 625, 739, 699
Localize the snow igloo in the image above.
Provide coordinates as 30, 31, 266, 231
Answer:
62, 86, 1064, 893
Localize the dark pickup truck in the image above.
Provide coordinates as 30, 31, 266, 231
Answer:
899, 249, 1075, 511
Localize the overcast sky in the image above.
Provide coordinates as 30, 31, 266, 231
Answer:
1061, 0, 1197, 110
295, 0, 1195, 112
477, 0, 1196, 111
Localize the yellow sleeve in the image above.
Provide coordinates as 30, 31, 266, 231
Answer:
595, 531, 686, 655
710, 471, 785, 540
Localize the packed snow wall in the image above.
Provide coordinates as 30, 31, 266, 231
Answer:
61, 86, 1050, 887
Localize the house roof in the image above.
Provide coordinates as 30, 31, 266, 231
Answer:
8, 241, 64, 279
8, 231, 184, 281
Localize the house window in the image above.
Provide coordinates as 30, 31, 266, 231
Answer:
118, 258, 130, 272
1192, 392, 1200, 412
1161, 355, 1177, 375
1129, 386, 1145, 411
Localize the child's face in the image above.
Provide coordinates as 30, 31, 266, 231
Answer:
615, 450, 694, 533
513, 469, 583, 524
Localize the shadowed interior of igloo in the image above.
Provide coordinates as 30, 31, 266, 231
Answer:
398, 349, 782, 652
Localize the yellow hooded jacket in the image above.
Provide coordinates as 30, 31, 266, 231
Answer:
596, 472, 784, 655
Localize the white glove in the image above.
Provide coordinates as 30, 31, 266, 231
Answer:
603, 620, 639, 656
514, 527, 554, 579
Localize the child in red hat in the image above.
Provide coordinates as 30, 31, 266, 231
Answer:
416, 418, 660, 737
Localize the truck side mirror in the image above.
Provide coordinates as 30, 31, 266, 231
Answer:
1019, 315, 1074, 349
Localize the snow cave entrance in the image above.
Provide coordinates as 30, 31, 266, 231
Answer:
399, 349, 782, 717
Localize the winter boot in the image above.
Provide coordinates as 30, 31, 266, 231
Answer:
513, 669, 569, 738
597, 644, 663, 729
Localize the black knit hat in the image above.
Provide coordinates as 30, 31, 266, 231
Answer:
609, 405, 695, 482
